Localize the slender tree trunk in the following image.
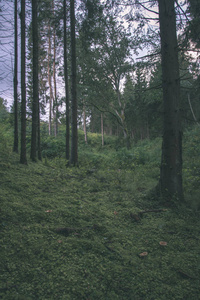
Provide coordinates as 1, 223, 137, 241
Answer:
48, 24, 53, 136
64, 0, 70, 161
90, 109, 95, 133
115, 88, 131, 149
37, 107, 41, 160
83, 100, 87, 144
20, 0, 27, 164
101, 113, 104, 146
158, 0, 183, 200
52, 0, 58, 137
13, 0, 18, 153
70, 0, 78, 166
187, 93, 200, 126
30, 0, 39, 162
146, 119, 150, 139
53, 29, 58, 136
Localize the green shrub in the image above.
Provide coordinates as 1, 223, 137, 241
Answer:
41, 136, 65, 158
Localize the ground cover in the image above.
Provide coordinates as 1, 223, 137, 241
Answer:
1, 129, 200, 299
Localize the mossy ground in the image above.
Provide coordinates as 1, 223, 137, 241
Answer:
1, 128, 200, 299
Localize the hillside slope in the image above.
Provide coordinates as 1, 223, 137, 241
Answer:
1, 128, 200, 299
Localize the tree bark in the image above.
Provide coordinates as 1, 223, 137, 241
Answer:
48, 23, 53, 136
83, 99, 87, 144
70, 0, 78, 166
20, 0, 27, 164
30, 0, 39, 162
13, 0, 18, 153
158, 0, 183, 200
53, 0, 58, 137
101, 113, 104, 146
64, 0, 70, 161
53, 29, 58, 136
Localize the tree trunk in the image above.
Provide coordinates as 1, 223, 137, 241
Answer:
70, 0, 78, 166
20, 0, 27, 164
37, 35, 41, 160
13, 0, 18, 153
115, 89, 131, 149
48, 24, 53, 136
37, 107, 41, 160
30, 0, 39, 162
53, 0, 58, 137
83, 100, 87, 144
158, 0, 183, 200
101, 113, 104, 146
64, 0, 70, 161
187, 93, 200, 126
53, 30, 58, 136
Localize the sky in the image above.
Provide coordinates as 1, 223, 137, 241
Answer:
0, 0, 15, 108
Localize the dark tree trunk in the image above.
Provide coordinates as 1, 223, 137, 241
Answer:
83, 100, 87, 144
20, 0, 27, 165
37, 108, 41, 160
13, 0, 18, 153
53, 25, 58, 137
101, 113, 104, 146
48, 24, 53, 136
64, 0, 70, 161
30, 0, 39, 161
158, 0, 183, 200
70, 0, 78, 166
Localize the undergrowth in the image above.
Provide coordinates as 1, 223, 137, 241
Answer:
0, 125, 200, 299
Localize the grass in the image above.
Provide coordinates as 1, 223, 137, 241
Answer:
1, 127, 200, 299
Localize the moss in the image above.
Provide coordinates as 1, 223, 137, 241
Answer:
1, 126, 200, 299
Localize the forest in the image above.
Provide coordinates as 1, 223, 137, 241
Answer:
0, 0, 200, 299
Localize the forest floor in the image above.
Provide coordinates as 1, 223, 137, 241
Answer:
1, 127, 200, 299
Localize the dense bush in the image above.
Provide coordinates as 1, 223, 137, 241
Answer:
41, 136, 65, 158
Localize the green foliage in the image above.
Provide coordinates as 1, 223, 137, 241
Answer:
183, 126, 200, 209
41, 136, 65, 158
0, 98, 13, 160
0, 98, 9, 122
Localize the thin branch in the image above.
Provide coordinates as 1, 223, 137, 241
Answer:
86, 100, 123, 128
136, 1, 159, 15
136, 51, 161, 60
187, 92, 200, 126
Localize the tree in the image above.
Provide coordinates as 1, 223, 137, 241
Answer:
158, 0, 183, 200
186, 0, 200, 48
20, 0, 27, 165
52, 0, 58, 137
30, 0, 41, 161
47, 20, 53, 136
63, 0, 70, 161
13, 0, 18, 153
70, 0, 78, 166
79, 9, 133, 147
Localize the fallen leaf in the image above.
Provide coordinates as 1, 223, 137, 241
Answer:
159, 241, 167, 246
139, 251, 148, 258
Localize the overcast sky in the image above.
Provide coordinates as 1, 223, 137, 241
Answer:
0, 1, 16, 108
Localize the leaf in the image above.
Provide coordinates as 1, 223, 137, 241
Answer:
159, 241, 167, 246
139, 252, 148, 258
